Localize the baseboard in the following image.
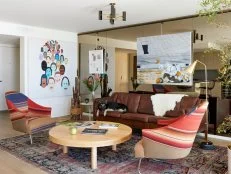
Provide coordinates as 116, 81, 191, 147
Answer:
198, 133, 231, 141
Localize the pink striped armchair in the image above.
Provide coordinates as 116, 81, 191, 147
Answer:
5, 91, 56, 144
134, 101, 208, 173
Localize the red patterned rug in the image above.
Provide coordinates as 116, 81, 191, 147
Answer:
0, 130, 228, 174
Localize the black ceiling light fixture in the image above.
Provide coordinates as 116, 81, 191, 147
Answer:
99, 3, 126, 25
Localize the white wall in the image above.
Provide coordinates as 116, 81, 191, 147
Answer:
0, 21, 77, 117
0, 44, 20, 110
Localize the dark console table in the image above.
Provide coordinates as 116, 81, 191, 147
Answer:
129, 91, 155, 94
202, 96, 230, 134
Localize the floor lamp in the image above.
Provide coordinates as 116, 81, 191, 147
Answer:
184, 60, 215, 150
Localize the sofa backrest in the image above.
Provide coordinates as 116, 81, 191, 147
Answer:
111, 92, 153, 114
110, 92, 201, 116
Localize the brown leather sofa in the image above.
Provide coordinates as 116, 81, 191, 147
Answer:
93, 92, 204, 129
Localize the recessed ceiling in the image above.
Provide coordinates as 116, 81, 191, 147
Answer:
82, 12, 231, 51
0, 0, 202, 33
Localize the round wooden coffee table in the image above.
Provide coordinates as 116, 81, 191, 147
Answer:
49, 121, 132, 169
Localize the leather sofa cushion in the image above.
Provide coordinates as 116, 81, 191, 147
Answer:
99, 111, 122, 118
148, 116, 158, 123
180, 96, 200, 113
121, 113, 154, 122
127, 93, 141, 113
116, 92, 129, 106
110, 92, 119, 102
137, 94, 154, 115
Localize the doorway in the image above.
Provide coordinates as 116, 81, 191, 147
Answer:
0, 35, 20, 110
115, 48, 136, 92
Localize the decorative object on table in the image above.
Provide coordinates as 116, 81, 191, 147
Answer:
131, 77, 140, 91
81, 128, 108, 135
217, 115, 231, 135
70, 127, 77, 135
85, 98, 89, 103
99, 123, 120, 129
70, 70, 82, 120
59, 121, 78, 135
98, 2, 126, 25
82, 74, 100, 100
184, 60, 215, 150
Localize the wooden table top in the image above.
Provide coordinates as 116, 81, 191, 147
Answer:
49, 121, 132, 148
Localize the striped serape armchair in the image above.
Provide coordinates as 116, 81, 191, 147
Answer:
134, 101, 208, 173
5, 91, 56, 144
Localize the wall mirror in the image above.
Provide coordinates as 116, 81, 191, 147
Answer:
78, 12, 231, 98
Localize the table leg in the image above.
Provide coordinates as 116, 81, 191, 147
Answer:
63, 146, 68, 154
112, 144, 117, 151
91, 147, 97, 169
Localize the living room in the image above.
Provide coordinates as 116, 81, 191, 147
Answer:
0, 0, 231, 173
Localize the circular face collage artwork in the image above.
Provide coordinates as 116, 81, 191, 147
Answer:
39, 40, 70, 90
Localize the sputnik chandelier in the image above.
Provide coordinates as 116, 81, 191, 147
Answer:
99, 3, 126, 25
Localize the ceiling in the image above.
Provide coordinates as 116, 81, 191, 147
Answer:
83, 12, 231, 51
0, 0, 202, 33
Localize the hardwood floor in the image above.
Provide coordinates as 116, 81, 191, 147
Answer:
0, 111, 230, 173
0, 111, 46, 174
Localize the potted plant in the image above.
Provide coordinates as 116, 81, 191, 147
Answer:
216, 115, 231, 173
60, 121, 78, 135
199, 2, 231, 172
216, 43, 231, 98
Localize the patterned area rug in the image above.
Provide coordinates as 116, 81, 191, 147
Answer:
0, 130, 228, 174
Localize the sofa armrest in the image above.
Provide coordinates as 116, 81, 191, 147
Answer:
27, 99, 51, 118
28, 99, 51, 112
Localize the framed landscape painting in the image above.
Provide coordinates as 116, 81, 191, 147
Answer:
137, 32, 193, 86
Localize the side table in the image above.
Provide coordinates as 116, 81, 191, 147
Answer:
80, 102, 93, 120
70, 107, 82, 121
